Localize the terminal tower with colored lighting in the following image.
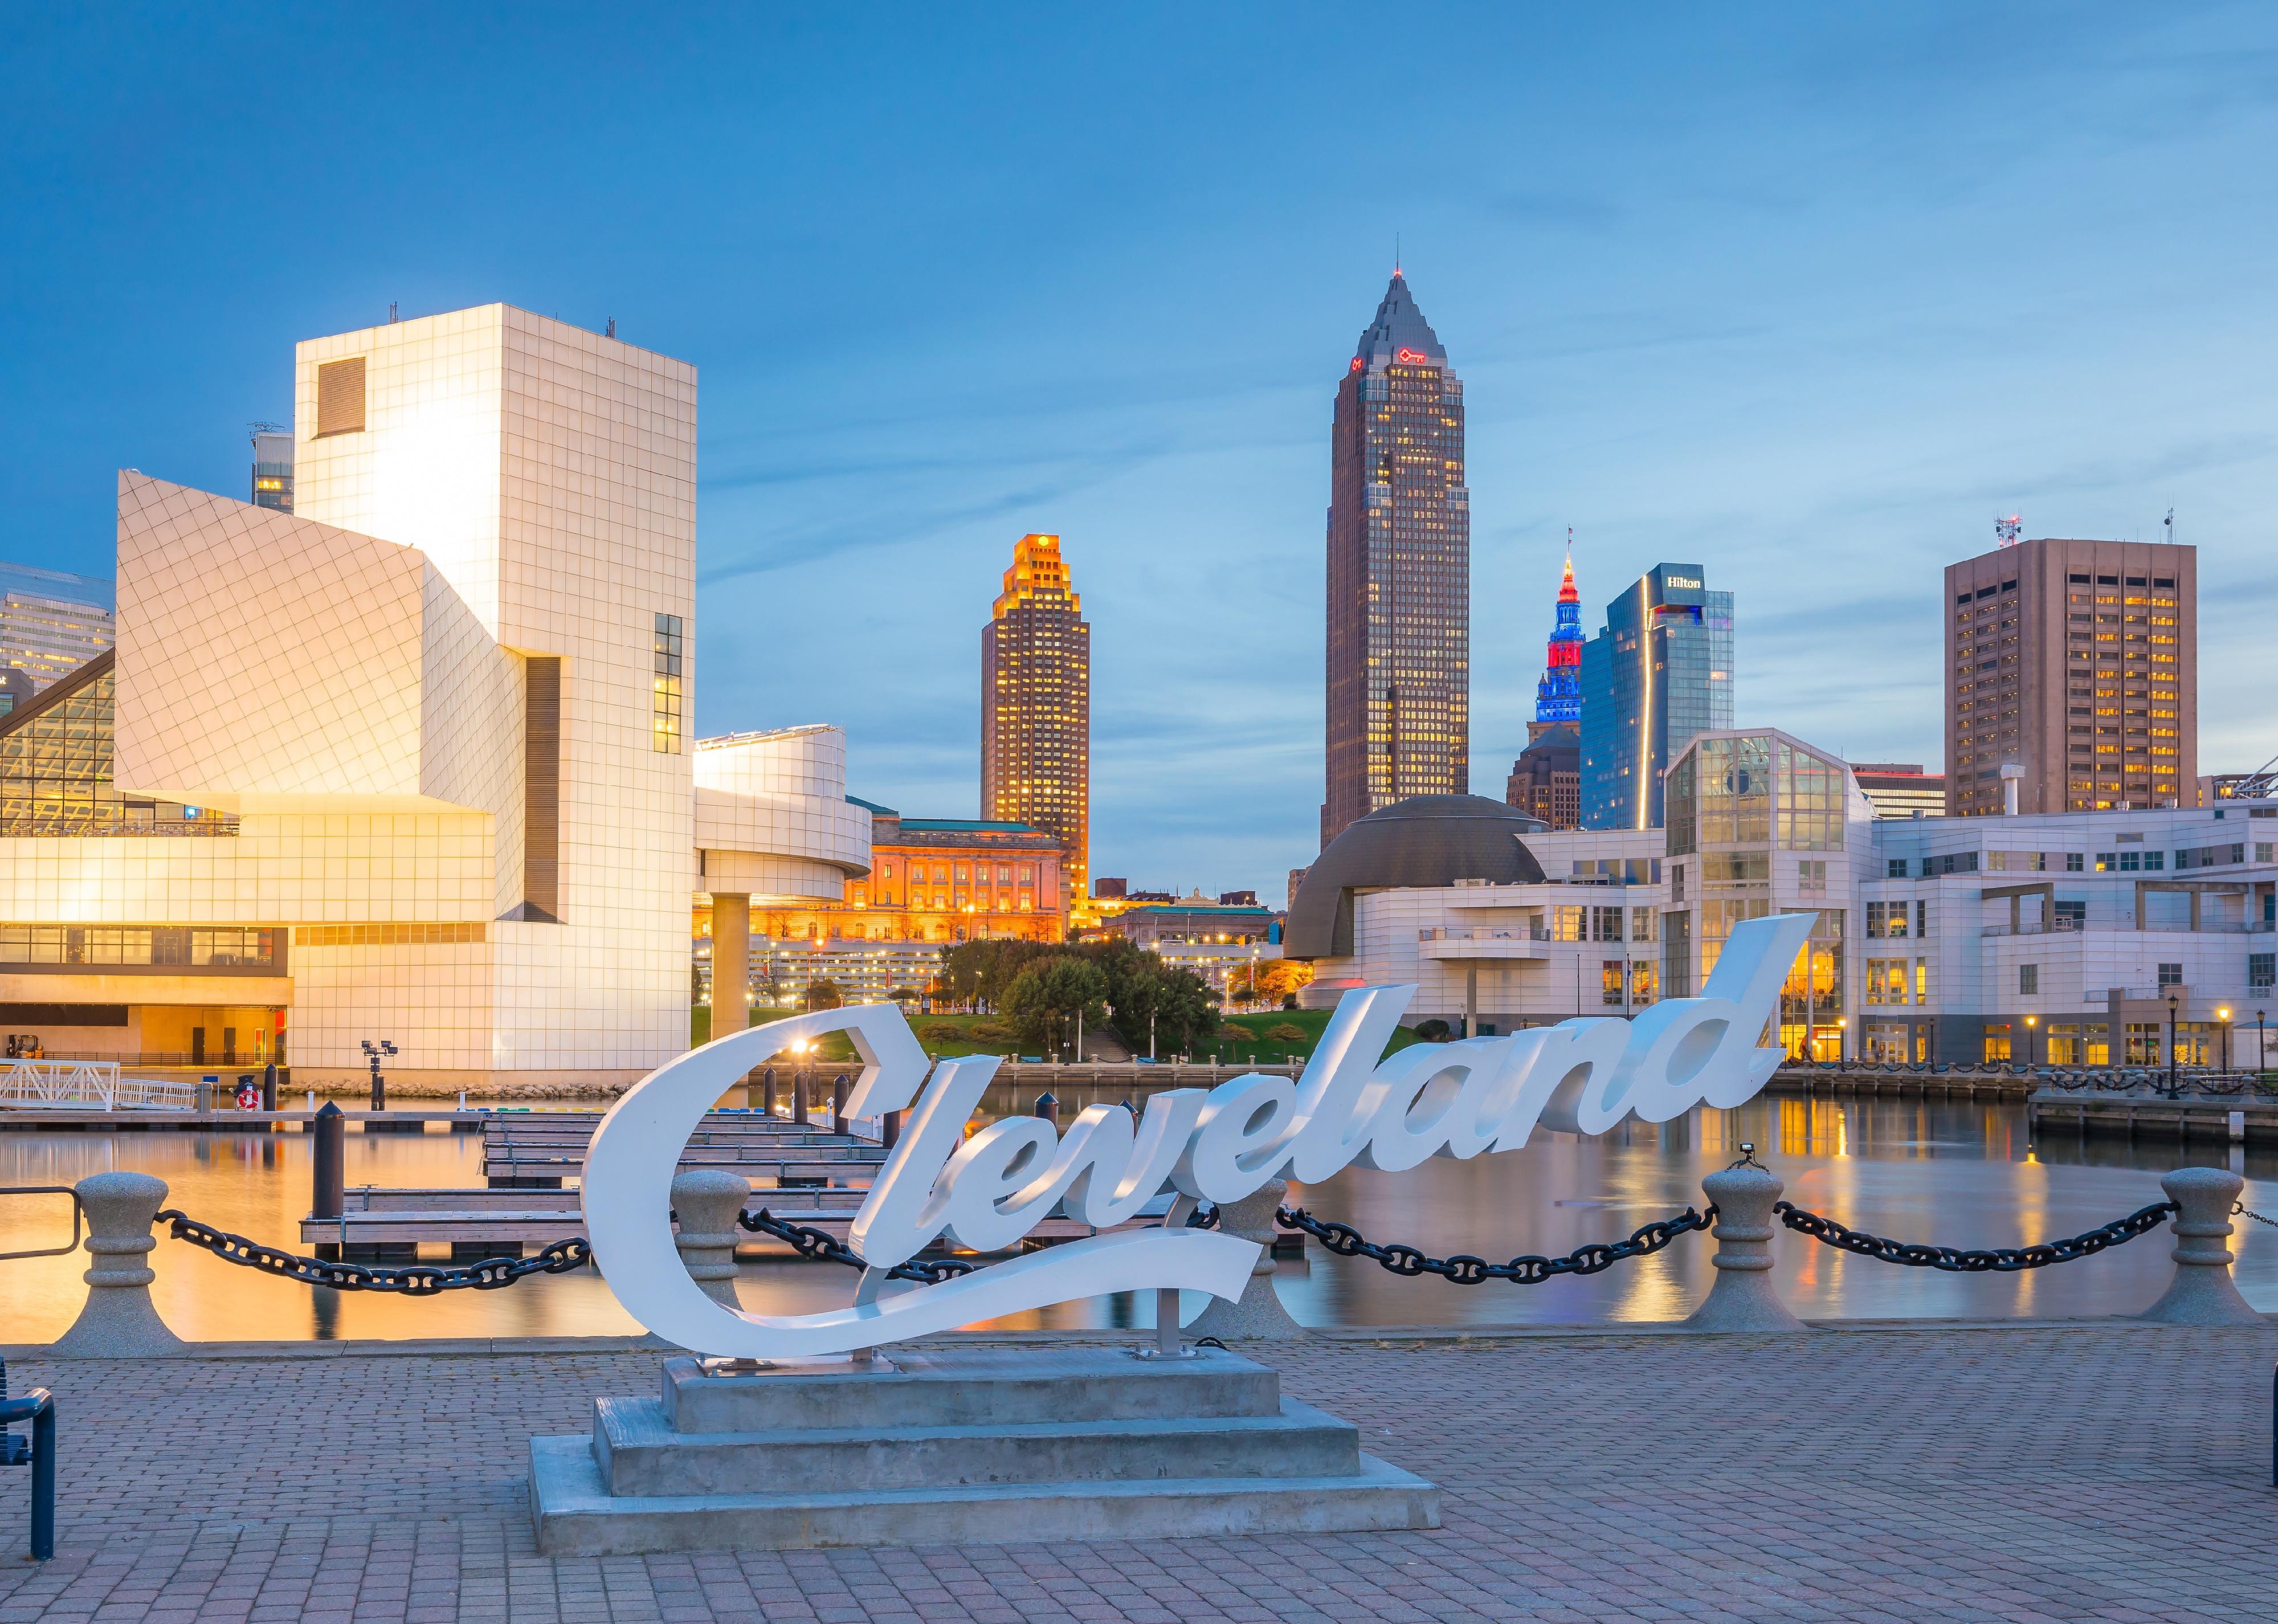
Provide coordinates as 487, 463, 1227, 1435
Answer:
1532, 548, 1583, 740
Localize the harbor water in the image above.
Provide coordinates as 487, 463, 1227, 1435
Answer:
1, 1095, 2271, 1342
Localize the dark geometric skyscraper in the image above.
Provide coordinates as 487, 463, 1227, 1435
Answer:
1321, 272, 1469, 848
1531, 546, 1583, 741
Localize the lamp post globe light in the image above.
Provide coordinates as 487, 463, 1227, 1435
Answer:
2217, 1006, 2231, 1073
2024, 1013, 2038, 1068
2165, 992, 2181, 1097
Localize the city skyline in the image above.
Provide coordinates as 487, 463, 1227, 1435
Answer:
7, 9, 2278, 895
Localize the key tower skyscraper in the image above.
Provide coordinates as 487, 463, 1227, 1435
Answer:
982, 532, 1090, 918
1321, 271, 1470, 848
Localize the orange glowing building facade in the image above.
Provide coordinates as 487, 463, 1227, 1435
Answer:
981, 533, 1090, 911
737, 806, 1066, 946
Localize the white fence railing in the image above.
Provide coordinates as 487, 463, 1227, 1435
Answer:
0, 1060, 197, 1111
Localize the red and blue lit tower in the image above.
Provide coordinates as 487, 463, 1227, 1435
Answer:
1533, 545, 1583, 731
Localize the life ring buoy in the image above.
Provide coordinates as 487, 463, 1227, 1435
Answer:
235, 1081, 261, 1110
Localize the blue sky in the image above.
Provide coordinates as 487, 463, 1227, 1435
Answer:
5, 5, 2275, 897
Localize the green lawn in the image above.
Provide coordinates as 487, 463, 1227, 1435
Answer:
1216, 1007, 1426, 1067
692, 1004, 1426, 1068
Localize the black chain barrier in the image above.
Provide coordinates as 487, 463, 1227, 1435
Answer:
734, 1207, 977, 1286
2234, 1201, 2278, 1231
1771, 1198, 2177, 1272
155, 1209, 590, 1294
1272, 1203, 1715, 1285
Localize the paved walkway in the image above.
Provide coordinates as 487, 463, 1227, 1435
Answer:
0, 1321, 2272, 1622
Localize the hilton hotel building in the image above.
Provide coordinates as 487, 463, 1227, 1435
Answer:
1944, 537, 2196, 817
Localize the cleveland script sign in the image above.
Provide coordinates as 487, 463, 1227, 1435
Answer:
583, 912, 1815, 1356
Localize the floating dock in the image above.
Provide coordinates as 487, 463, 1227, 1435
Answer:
2027, 1088, 2273, 1141
0, 1108, 486, 1133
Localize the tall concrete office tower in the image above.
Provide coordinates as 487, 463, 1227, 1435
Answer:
1321, 271, 1469, 847
982, 533, 1090, 915
1943, 536, 2196, 815
1578, 564, 1733, 830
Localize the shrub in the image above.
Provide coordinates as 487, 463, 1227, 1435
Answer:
1412, 1018, 1451, 1042
1265, 1022, 1308, 1043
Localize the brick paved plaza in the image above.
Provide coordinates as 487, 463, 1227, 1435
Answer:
0, 1321, 2272, 1623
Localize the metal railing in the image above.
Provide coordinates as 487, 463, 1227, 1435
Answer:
0, 1060, 197, 1111
1419, 925, 1552, 943
1979, 919, 2084, 937
0, 1360, 55, 1561
1982, 919, 2273, 937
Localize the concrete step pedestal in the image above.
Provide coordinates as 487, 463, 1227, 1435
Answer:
529, 1346, 1437, 1554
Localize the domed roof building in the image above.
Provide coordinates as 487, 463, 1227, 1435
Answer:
1286, 795, 1548, 962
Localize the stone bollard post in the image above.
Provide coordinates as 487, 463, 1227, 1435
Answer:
2138, 1165, 2263, 1325
51, 1171, 186, 1356
1189, 1178, 1307, 1341
671, 1168, 750, 1305
1681, 1161, 1805, 1333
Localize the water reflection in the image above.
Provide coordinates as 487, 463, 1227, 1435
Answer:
0, 1097, 2268, 1343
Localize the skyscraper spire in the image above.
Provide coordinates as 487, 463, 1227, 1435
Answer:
1532, 538, 1583, 736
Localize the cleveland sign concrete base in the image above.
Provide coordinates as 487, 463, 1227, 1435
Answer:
528, 1346, 1438, 1554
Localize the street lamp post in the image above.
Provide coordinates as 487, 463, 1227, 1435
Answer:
2218, 1006, 2232, 1074
360, 1039, 396, 1112
2165, 992, 2181, 1097
2024, 1013, 2038, 1069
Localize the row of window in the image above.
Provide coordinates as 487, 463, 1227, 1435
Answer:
1599, 960, 1659, 1006
1863, 957, 1930, 1005
1864, 900, 1929, 939
0, 925, 276, 968
858, 893, 1038, 913
1550, 905, 1659, 944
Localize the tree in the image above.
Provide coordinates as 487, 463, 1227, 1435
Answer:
999, 956, 1110, 1054
1095, 947, 1218, 1058
1259, 960, 1314, 1003
940, 939, 1060, 1011
1226, 958, 1313, 1010
802, 978, 846, 1011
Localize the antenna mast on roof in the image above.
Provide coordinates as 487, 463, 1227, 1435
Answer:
1995, 513, 2022, 548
